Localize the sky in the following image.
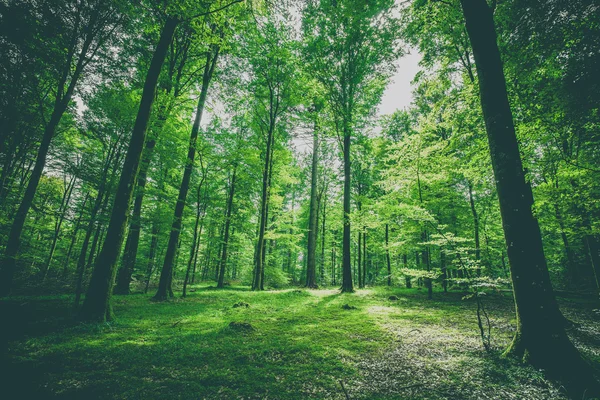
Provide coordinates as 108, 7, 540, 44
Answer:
378, 50, 421, 116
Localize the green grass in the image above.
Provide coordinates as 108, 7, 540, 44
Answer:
2, 285, 599, 399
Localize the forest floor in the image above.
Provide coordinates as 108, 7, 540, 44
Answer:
1, 285, 599, 399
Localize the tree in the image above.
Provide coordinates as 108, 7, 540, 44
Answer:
302, 0, 399, 292
79, 15, 179, 321
459, 0, 599, 394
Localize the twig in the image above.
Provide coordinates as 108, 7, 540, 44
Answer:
398, 383, 424, 391
339, 380, 351, 400
171, 320, 183, 327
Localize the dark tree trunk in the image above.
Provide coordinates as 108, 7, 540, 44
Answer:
320, 193, 327, 285
341, 126, 353, 293
306, 125, 319, 288
79, 17, 178, 321
153, 45, 218, 301
403, 254, 411, 288
460, 0, 599, 393
362, 231, 367, 287
385, 224, 392, 286
144, 221, 160, 294
585, 235, 600, 299
217, 167, 236, 288
114, 139, 156, 295
253, 113, 276, 291
441, 249, 447, 293
357, 229, 362, 288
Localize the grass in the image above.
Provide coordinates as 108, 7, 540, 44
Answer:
2, 285, 599, 399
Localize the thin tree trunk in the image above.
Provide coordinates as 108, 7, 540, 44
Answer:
144, 221, 160, 294
403, 254, 411, 288
42, 174, 76, 281
218, 167, 236, 288
468, 182, 481, 276
386, 224, 392, 286
62, 193, 90, 278
306, 123, 319, 288
153, 45, 219, 301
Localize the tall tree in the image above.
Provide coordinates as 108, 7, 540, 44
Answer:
459, 0, 599, 393
153, 42, 220, 301
302, 0, 399, 292
79, 16, 179, 321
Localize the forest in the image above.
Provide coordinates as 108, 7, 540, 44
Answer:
1, 0, 599, 398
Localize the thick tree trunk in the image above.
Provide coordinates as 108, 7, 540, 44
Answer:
79, 17, 178, 321
460, 0, 599, 393
218, 167, 237, 288
153, 45, 219, 301
306, 126, 319, 288
341, 126, 353, 293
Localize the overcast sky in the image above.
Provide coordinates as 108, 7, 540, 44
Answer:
378, 50, 421, 116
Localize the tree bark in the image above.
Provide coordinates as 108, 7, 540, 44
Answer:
468, 181, 481, 276
218, 167, 237, 288
42, 174, 76, 281
306, 124, 319, 288
79, 17, 178, 321
114, 138, 157, 294
340, 123, 354, 292
460, 0, 599, 393
385, 224, 392, 286
153, 45, 219, 301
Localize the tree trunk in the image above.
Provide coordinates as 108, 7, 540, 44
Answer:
42, 174, 76, 281
468, 182, 481, 276
153, 45, 218, 301
441, 249, 448, 293
306, 125, 319, 288
460, 0, 599, 393
144, 221, 160, 294
385, 224, 392, 286
253, 117, 276, 291
62, 193, 90, 278
403, 254, 411, 288
79, 17, 178, 321
218, 167, 236, 288
341, 125, 353, 292
114, 138, 157, 294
